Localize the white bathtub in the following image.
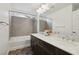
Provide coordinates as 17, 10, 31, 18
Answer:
9, 36, 31, 51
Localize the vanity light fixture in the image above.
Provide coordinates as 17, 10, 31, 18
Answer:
36, 3, 55, 14
36, 4, 50, 14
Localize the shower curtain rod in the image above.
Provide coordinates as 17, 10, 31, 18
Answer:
9, 10, 35, 17
9, 10, 51, 19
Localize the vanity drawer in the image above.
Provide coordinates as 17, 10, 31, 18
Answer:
38, 39, 56, 54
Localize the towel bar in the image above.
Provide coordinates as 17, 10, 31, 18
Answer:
0, 21, 9, 25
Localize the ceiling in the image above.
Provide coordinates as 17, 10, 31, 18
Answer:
44, 3, 71, 15
10, 3, 72, 17
10, 3, 42, 15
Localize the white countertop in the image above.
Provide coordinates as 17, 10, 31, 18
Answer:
32, 33, 79, 55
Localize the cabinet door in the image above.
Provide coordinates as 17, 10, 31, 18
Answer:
55, 47, 71, 55
31, 36, 49, 55
31, 36, 39, 54
39, 39, 56, 55
36, 44, 50, 55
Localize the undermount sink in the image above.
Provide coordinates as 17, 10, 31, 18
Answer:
40, 32, 79, 43
59, 35, 79, 42
39, 32, 48, 36
68, 36, 79, 42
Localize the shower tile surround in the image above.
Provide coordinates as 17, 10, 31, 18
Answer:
10, 16, 35, 36
10, 16, 51, 37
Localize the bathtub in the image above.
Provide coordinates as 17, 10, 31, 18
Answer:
9, 36, 31, 51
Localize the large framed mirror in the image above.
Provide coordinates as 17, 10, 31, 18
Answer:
39, 16, 53, 32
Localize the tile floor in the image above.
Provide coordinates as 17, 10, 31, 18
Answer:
8, 47, 33, 55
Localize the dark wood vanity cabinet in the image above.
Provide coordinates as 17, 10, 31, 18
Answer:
31, 35, 71, 55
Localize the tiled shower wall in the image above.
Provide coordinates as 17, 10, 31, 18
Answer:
10, 16, 37, 37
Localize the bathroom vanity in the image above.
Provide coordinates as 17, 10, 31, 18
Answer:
31, 33, 74, 55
